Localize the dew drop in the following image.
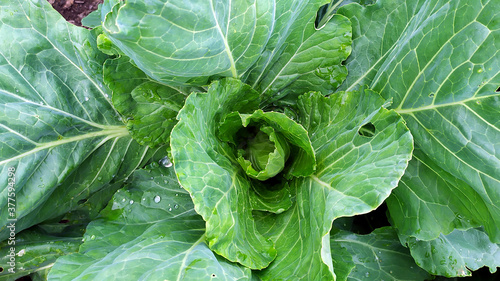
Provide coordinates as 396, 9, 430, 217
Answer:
90, 235, 96, 240
17, 249, 25, 257
84, 96, 89, 101
168, 207, 172, 211
121, 198, 126, 202
365, 272, 370, 277
174, 204, 179, 209
154, 195, 161, 203
159, 156, 173, 168
129, 200, 134, 204
105, 94, 109, 98
175, 193, 178, 197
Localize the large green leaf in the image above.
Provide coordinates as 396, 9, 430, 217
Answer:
407, 228, 500, 277
48, 166, 252, 280
0, 0, 152, 240
102, 0, 274, 85
387, 147, 491, 241
254, 89, 413, 280
331, 227, 430, 281
100, 0, 352, 103
337, 0, 500, 241
171, 79, 276, 269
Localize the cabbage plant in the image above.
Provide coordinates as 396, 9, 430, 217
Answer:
0, 0, 499, 280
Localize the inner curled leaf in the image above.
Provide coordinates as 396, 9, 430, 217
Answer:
218, 109, 315, 181
237, 126, 290, 181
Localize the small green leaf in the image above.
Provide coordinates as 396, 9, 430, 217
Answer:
104, 56, 192, 147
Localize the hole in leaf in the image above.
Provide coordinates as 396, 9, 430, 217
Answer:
211, 274, 216, 278
315, 3, 330, 29
341, 60, 347, 66
314, 0, 346, 29
59, 219, 70, 224
428, 93, 434, 98
358, 122, 376, 138
0, 267, 3, 273
496, 86, 499, 92
77, 199, 87, 205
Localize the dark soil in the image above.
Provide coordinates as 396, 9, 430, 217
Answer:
49, 0, 102, 27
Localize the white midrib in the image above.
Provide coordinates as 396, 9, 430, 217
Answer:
210, 0, 238, 78
0, 126, 128, 165
395, 93, 499, 114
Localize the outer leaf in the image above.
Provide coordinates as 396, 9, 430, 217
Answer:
100, 0, 352, 102
0, 226, 82, 280
171, 78, 276, 269
407, 228, 500, 277
243, 3, 352, 104
331, 227, 430, 281
104, 56, 190, 147
338, 0, 500, 241
0, 0, 152, 240
48, 166, 252, 280
387, 147, 491, 241
255, 90, 413, 280
101, 0, 274, 84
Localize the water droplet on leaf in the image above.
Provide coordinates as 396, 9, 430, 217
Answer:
159, 156, 173, 167
154, 195, 161, 203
